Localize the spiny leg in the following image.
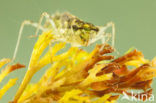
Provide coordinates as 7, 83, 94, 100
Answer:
35, 12, 57, 37
101, 29, 119, 55
89, 22, 115, 47
103, 22, 120, 55
93, 22, 115, 53
100, 32, 120, 55
108, 22, 115, 48
100, 33, 112, 51
99, 22, 115, 47
12, 20, 45, 62
88, 32, 104, 45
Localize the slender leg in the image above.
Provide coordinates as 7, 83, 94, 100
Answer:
100, 31, 119, 55
35, 12, 57, 37
98, 22, 115, 47
102, 23, 119, 55
89, 22, 115, 47
107, 22, 115, 48
105, 33, 112, 43
12, 20, 45, 62
88, 32, 104, 45
100, 33, 112, 51
101, 29, 120, 55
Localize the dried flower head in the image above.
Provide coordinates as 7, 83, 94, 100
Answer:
0, 30, 156, 103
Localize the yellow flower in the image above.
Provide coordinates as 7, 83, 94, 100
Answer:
0, 30, 155, 103
0, 58, 25, 99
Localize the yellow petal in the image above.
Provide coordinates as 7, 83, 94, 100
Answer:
0, 78, 17, 99
0, 58, 10, 68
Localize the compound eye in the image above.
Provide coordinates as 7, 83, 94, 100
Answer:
72, 25, 79, 31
